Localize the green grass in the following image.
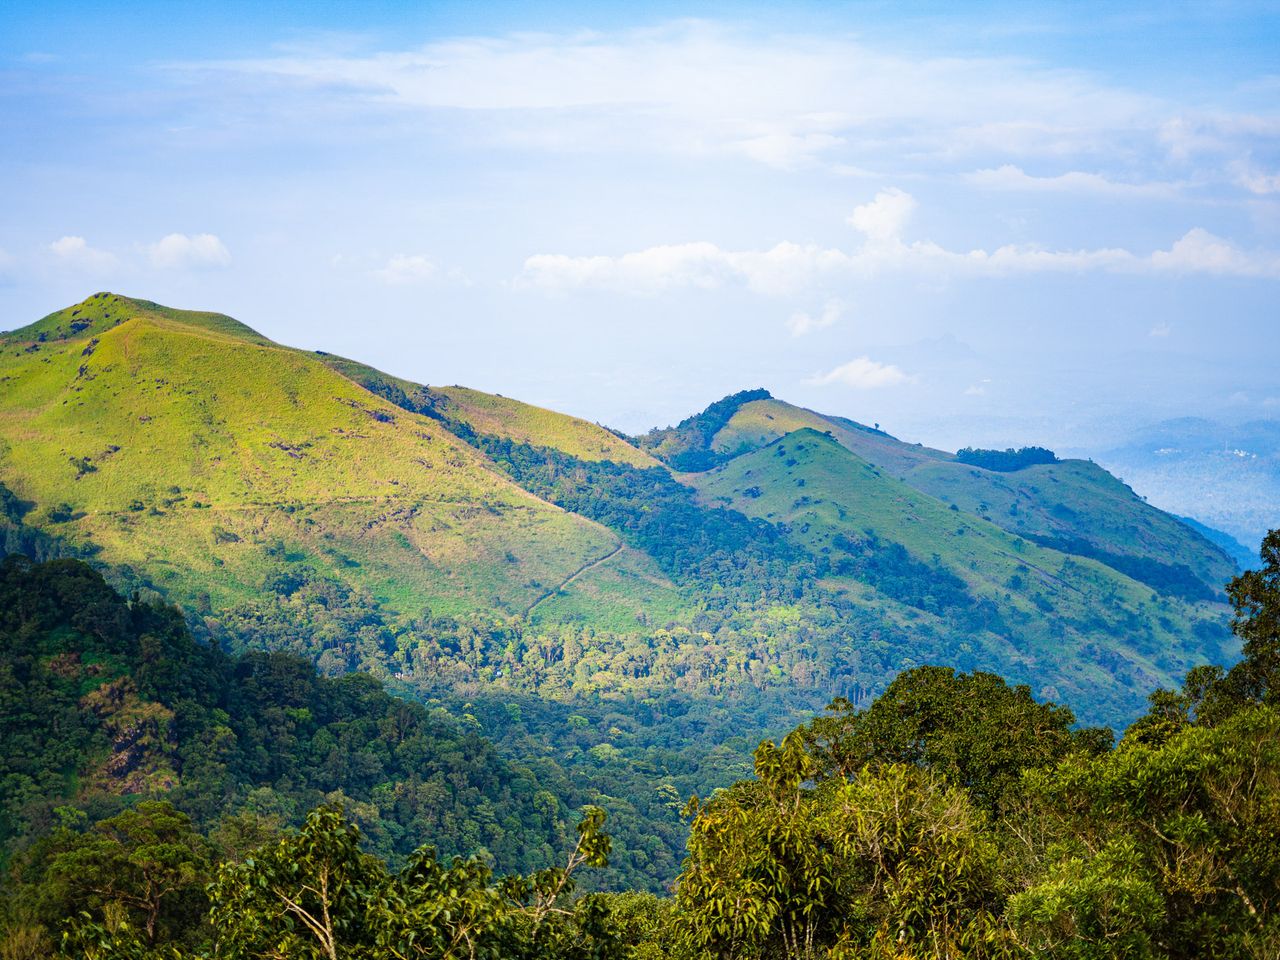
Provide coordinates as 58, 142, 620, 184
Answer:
712, 398, 1236, 593
691, 429, 1231, 711
526, 545, 685, 631
431, 386, 659, 467
0, 294, 617, 620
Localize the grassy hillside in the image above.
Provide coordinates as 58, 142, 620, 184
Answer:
711, 397, 1237, 598
0, 294, 1248, 893
0, 294, 622, 629
428, 386, 658, 467
711, 396, 948, 475
691, 429, 1234, 715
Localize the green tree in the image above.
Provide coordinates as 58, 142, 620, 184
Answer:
1015, 706, 1280, 959
803, 666, 1108, 815
45, 801, 211, 951
208, 805, 383, 960
677, 731, 1015, 959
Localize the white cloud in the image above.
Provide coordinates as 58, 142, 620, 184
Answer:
1149, 322, 1171, 337
966, 164, 1178, 197
373, 254, 438, 284
787, 300, 841, 337
148, 233, 231, 269
963, 384, 987, 396
1148, 228, 1279, 276
519, 192, 1280, 295
807, 356, 911, 389
1232, 163, 1280, 195
847, 188, 916, 243
49, 236, 116, 271
187, 23, 1168, 172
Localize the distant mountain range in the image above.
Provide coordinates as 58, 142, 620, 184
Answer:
1086, 417, 1280, 561
0, 294, 1246, 734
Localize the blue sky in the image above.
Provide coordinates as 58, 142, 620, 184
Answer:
2, 1, 1279, 448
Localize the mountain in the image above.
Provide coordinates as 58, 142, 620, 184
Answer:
0, 295, 1238, 721
0, 293, 667, 651
676, 394, 1240, 600
1087, 416, 1280, 556
0, 294, 1253, 889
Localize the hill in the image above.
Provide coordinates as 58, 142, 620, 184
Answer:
0, 295, 1237, 723
0, 294, 1249, 889
0, 293, 651, 653
699, 397, 1238, 600
690, 429, 1230, 718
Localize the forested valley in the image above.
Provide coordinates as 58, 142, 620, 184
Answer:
1, 530, 1277, 959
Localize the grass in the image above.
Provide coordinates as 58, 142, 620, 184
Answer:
431, 386, 659, 468
691, 428, 1232, 711
0, 294, 617, 619
712, 398, 1236, 593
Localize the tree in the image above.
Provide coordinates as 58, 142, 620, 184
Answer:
208, 805, 382, 960
677, 731, 1015, 959
209, 804, 621, 960
45, 801, 211, 950
1015, 706, 1280, 959
803, 667, 1108, 815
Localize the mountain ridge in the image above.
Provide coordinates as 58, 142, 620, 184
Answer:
0, 293, 1240, 732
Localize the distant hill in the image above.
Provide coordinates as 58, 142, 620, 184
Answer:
0, 295, 1243, 732
1, 292, 1259, 891
1089, 416, 1280, 555
679, 396, 1238, 600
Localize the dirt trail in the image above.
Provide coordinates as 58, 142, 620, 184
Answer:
524, 541, 624, 618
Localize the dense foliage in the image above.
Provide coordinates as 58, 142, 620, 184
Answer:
634, 389, 774, 472
956, 447, 1060, 472
0, 557, 568, 875
1, 532, 1277, 958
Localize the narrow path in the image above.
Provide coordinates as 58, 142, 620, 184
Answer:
524, 541, 624, 618
995, 550, 1085, 595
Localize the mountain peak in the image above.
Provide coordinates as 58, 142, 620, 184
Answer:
2, 293, 274, 347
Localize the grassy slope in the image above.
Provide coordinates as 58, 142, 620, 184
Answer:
0, 294, 622, 619
430, 386, 659, 468
310, 355, 681, 622
713, 398, 1237, 593
692, 429, 1229, 711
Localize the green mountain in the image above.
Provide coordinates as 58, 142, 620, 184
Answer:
0, 293, 652, 638
0, 294, 1236, 723
700, 395, 1239, 600
0, 292, 1252, 891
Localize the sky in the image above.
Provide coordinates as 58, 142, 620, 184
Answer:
2, 1, 1279, 449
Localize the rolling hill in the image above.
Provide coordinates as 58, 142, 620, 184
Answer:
695, 395, 1239, 600
0, 292, 1256, 891
0, 294, 1240, 729
0, 294, 652, 646
690, 429, 1226, 717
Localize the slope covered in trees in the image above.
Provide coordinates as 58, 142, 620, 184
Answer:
0, 295, 1237, 732
0, 557, 570, 875
0, 293, 1253, 896
2, 532, 1277, 959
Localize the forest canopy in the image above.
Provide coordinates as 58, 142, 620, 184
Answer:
0, 528, 1277, 958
